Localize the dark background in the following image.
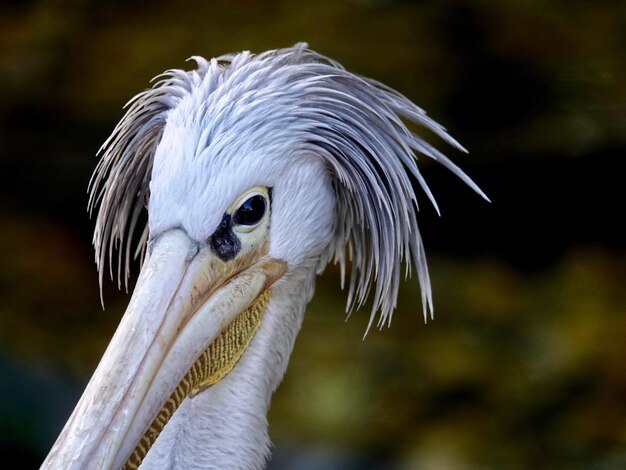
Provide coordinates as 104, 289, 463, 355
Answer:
1, 1, 625, 468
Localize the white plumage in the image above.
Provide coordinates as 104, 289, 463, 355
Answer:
43, 43, 487, 469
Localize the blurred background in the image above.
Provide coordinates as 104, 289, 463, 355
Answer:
1, 0, 625, 468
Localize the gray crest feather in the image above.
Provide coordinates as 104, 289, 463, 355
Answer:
89, 43, 488, 327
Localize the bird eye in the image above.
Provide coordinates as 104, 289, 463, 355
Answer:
232, 195, 266, 226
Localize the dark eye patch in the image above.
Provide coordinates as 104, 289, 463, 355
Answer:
209, 190, 270, 262
209, 214, 241, 261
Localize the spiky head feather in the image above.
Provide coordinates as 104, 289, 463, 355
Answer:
89, 43, 487, 329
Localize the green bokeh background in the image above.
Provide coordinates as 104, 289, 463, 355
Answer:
1, 1, 624, 468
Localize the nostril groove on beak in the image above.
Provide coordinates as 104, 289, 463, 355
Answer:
148, 226, 201, 259
186, 241, 200, 260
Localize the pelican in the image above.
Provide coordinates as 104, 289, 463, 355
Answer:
42, 43, 487, 469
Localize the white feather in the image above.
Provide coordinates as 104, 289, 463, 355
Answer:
58, 42, 490, 470
91, 43, 486, 329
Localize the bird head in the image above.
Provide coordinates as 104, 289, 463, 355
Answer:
43, 44, 487, 469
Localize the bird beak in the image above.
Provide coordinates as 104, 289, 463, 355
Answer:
42, 229, 286, 470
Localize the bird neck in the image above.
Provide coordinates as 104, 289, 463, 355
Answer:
141, 264, 318, 469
